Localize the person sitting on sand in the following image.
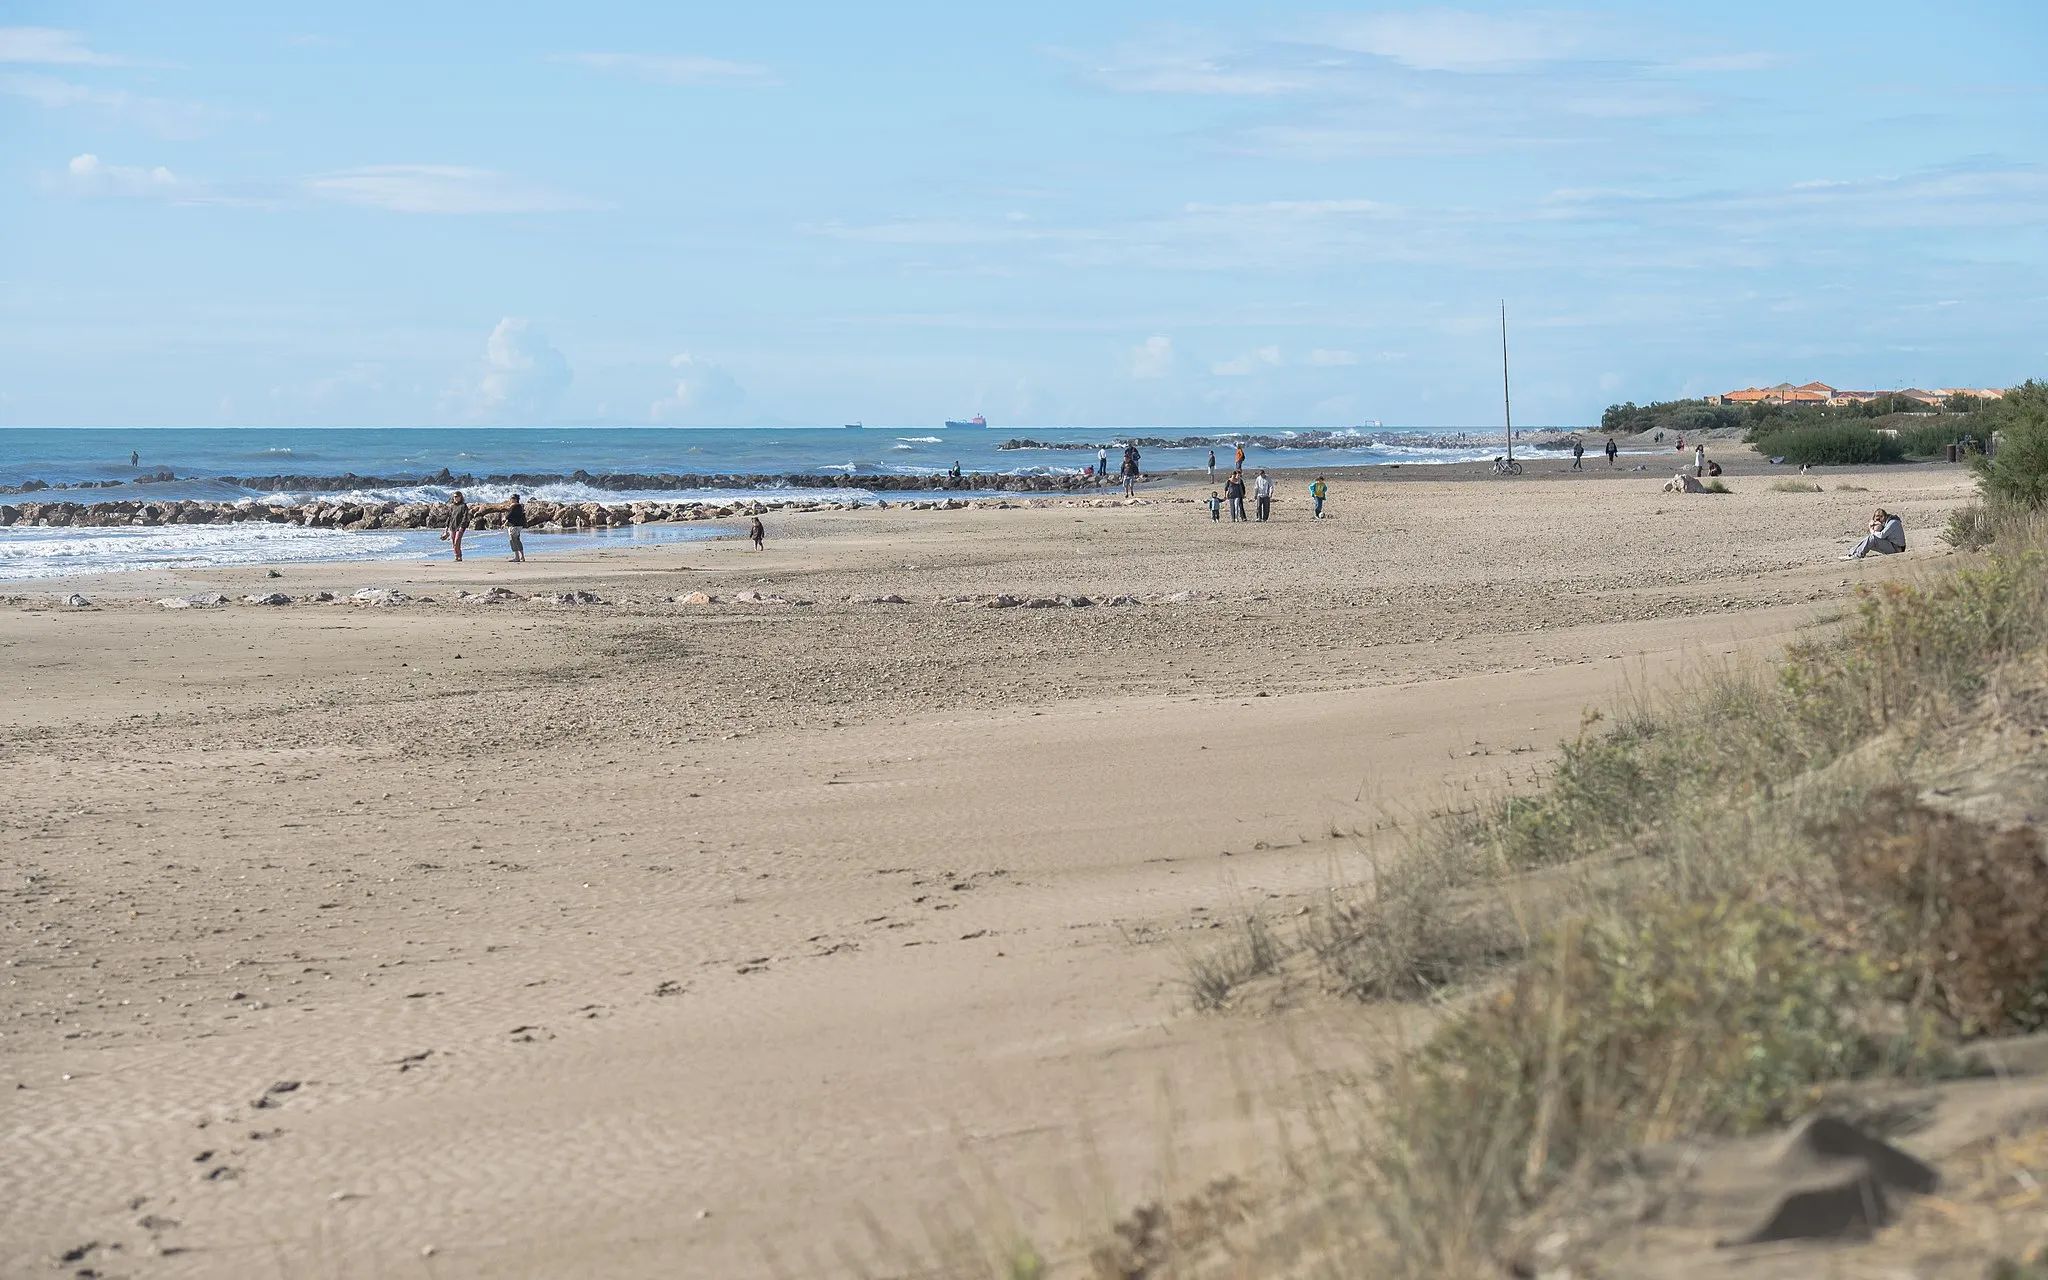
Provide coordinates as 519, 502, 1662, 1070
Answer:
1843, 508, 1906, 560
1310, 475, 1328, 519
443, 491, 471, 561
1207, 491, 1222, 521
750, 516, 765, 550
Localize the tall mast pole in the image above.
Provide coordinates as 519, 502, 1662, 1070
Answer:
1500, 300, 1513, 463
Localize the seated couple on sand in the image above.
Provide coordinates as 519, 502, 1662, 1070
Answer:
1842, 508, 1905, 560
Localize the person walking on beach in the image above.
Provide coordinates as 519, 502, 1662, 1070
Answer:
443, 491, 471, 561
1207, 490, 1222, 521
749, 516, 765, 550
1571, 439, 1585, 470
1694, 443, 1706, 478
1310, 475, 1328, 519
1224, 471, 1247, 522
1605, 437, 1619, 467
503, 493, 527, 562
1207, 449, 1217, 483
1252, 469, 1275, 522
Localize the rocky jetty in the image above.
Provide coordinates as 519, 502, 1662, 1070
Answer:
0, 487, 1159, 529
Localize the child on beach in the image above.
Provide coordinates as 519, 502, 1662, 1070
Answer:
1309, 476, 1327, 519
749, 516, 765, 550
1207, 491, 1222, 521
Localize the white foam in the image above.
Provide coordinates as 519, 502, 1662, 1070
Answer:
0, 523, 426, 580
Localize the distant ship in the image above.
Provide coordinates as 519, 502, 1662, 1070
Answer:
944, 414, 987, 429
843, 421, 863, 430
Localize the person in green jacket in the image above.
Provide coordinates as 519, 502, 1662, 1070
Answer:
1309, 476, 1328, 519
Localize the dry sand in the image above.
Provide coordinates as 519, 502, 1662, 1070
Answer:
1, 457, 1976, 1278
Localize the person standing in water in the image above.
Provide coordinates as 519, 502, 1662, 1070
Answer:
129, 450, 139, 467
444, 491, 472, 561
749, 516, 765, 550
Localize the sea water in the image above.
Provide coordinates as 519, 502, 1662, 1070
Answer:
0, 425, 1509, 580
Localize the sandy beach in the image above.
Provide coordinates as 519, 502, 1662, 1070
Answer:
2, 456, 1976, 1278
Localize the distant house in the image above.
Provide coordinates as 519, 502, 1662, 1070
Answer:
1711, 381, 1832, 406
1712, 382, 2008, 408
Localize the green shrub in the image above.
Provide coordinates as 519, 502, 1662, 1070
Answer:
1977, 381, 2048, 507
1753, 422, 1905, 466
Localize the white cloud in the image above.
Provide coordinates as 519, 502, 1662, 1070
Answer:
559, 52, 776, 86
0, 27, 123, 65
651, 353, 744, 421
53, 152, 179, 198
0, 72, 225, 139
305, 166, 604, 214
469, 319, 572, 422
1212, 346, 1282, 376
1321, 10, 1606, 72
1306, 348, 1358, 366
1129, 335, 1174, 379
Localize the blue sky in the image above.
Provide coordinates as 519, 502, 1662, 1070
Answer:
3, 1, 2044, 428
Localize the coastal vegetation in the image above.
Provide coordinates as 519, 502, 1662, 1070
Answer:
1149, 410, 2048, 1276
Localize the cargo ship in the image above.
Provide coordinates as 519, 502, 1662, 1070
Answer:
943, 414, 987, 429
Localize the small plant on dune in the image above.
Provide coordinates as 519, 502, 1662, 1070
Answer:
1944, 503, 1999, 550
1374, 898, 1904, 1276
1702, 478, 1732, 493
1769, 479, 1824, 494
1183, 911, 1286, 1009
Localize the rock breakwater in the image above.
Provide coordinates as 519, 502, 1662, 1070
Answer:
0, 489, 1163, 529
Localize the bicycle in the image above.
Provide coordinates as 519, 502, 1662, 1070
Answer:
1491, 456, 1523, 477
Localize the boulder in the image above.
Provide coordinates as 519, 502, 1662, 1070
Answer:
242, 593, 293, 606
678, 592, 716, 605
158, 592, 229, 609
349, 587, 410, 606
552, 590, 606, 605
850, 593, 908, 605
63, 593, 91, 607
